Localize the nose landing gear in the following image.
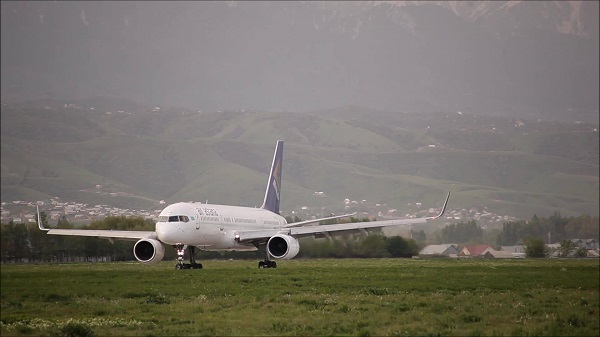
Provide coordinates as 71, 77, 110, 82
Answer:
175, 244, 203, 270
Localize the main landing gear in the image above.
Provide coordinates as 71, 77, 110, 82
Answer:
258, 260, 277, 268
175, 244, 203, 270
257, 243, 277, 269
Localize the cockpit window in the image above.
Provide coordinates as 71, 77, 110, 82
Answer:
158, 215, 190, 223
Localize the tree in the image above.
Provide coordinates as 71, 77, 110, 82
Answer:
27, 223, 50, 261
565, 215, 600, 240
574, 247, 588, 258
547, 211, 568, 242
297, 238, 333, 258
385, 236, 419, 258
52, 216, 78, 262
558, 239, 577, 257
497, 220, 523, 246
524, 237, 548, 258
411, 230, 427, 243
440, 220, 482, 243
355, 234, 389, 258
28, 211, 51, 261
1, 222, 30, 262
497, 213, 598, 249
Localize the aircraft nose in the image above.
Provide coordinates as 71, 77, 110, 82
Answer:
156, 222, 180, 245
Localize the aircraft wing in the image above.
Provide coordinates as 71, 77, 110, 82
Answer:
283, 212, 357, 228
288, 217, 428, 238
37, 206, 156, 242
42, 229, 156, 241
237, 191, 450, 243
236, 217, 428, 242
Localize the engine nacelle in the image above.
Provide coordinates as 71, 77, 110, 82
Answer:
133, 239, 165, 264
267, 234, 300, 260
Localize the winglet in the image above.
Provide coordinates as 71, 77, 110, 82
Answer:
426, 191, 451, 220
37, 205, 49, 231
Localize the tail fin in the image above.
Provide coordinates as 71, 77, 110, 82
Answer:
261, 140, 283, 214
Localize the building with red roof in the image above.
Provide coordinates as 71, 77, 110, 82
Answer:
459, 244, 492, 257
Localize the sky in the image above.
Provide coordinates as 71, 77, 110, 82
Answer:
1, 1, 598, 120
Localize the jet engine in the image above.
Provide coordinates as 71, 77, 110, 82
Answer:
267, 234, 300, 259
133, 239, 165, 264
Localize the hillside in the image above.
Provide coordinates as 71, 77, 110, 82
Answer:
1, 98, 598, 221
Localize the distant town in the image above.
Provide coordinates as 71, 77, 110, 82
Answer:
2, 197, 598, 261
1, 196, 518, 230
1, 198, 161, 225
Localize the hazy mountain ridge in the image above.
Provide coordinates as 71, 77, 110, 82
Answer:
322, 1, 595, 38
1, 97, 598, 219
1, 1, 597, 120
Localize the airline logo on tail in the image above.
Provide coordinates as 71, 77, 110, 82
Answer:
261, 140, 283, 214
272, 160, 281, 201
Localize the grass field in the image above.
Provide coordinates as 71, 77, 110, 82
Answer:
1, 258, 598, 336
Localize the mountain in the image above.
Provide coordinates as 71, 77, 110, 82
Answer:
1, 97, 598, 221
1, 1, 598, 122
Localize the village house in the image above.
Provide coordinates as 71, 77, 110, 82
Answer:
419, 244, 459, 257
481, 247, 516, 258
459, 244, 492, 257
500, 245, 526, 258
571, 238, 598, 250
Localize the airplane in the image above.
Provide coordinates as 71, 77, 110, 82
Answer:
37, 140, 450, 269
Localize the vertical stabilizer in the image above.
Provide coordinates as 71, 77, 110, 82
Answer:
261, 140, 283, 214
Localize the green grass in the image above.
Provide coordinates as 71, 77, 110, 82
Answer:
1, 259, 598, 336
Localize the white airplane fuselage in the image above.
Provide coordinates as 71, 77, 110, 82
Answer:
155, 202, 287, 251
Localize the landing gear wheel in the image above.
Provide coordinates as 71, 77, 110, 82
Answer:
176, 263, 202, 269
256, 243, 277, 269
258, 260, 277, 268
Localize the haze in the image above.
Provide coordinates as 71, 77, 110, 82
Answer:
1, 1, 598, 121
